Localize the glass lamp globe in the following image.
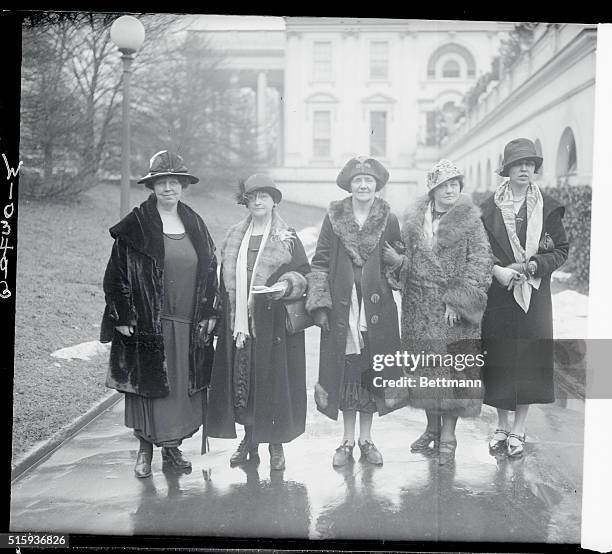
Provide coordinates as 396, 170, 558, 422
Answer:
110, 15, 145, 54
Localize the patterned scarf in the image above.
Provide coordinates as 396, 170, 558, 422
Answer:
493, 180, 543, 312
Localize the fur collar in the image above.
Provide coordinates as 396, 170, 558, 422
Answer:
109, 193, 215, 269
328, 196, 390, 266
401, 193, 481, 249
221, 210, 297, 329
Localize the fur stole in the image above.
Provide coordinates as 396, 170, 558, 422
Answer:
109, 193, 215, 268
401, 193, 482, 250
221, 210, 298, 330
328, 196, 390, 267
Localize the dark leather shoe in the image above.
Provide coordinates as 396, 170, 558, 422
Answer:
161, 447, 191, 469
134, 450, 152, 478
332, 440, 354, 467
230, 437, 259, 466
269, 443, 285, 471
358, 440, 383, 465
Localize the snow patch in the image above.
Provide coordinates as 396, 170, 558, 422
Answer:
51, 340, 110, 361
552, 290, 588, 339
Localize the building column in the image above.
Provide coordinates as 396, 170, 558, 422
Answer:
257, 71, 268, 161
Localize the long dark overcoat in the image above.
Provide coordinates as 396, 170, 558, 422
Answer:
388, 194, 493, 416
305, 196, 401, 420
100, 193, 220, 398
480, 191, 569, 410
206, 210, 311, 445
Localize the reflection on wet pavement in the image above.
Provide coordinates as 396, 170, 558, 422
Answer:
10, 328, 583, 544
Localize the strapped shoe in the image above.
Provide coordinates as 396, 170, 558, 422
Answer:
410, 430, 441, 452
488, 429, 510, 452
507, 433, 526, 458
332, 440, 354, 467
269, 443, 285, 471
438, 440, 457, 466
161, 447, 192, 469
230, 437, 259, 466
358, 440, 383, 465
134, 450, 153, 478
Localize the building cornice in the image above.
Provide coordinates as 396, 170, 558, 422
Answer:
442, 28, 596, 157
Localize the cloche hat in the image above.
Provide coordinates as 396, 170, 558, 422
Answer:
497, 138, 543, 177
137, 150, 199, 188
427, 159, 464, 191
336, 156, 389, 192
236, 173, 282, 205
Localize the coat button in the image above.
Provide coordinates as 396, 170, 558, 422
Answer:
275, 336, 282, 344
370, 315, 379, 325
370, 293, 380, 304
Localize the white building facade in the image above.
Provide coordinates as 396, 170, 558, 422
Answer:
441, 23, 597, 193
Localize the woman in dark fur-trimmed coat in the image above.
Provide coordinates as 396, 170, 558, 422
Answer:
306, 156, 402, 468
206, 174, 310, 471
101, 151, 220, 479
384, 159, 493, 465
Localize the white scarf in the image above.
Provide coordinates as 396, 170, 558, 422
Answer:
233, 217, 272, 340
493, 180, 544, 313
346, 285, 368, 355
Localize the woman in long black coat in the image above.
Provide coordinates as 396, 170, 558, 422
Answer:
481, 139, 569, 457
101, 151, 220, 478
206, 174, 310, 471
305, 157, 402, 467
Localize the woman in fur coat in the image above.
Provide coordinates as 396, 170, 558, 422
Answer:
101, 151, 220, 479
384, 159, 493, 465
206, 174, 311, 471
306, 156, 402, 467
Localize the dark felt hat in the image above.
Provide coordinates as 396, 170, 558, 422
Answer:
498, 138, 543, 177
336, 156, 389, 192
137, 150, 199, 188
238, 173, 282, 205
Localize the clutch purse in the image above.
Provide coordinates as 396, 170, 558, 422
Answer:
284, 296, 314, 335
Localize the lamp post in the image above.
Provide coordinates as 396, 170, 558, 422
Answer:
110, 15, 145, 218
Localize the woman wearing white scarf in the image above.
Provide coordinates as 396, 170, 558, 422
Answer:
206, 174, 311, 471
481, 139, 569, 458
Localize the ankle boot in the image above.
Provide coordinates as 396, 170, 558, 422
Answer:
134, 440, 153, 478
269, 443, 285, 471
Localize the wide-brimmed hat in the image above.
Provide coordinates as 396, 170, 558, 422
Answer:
497, 138, 543, 177
336, 156, 389, 192
137, 150, 199, 188
427, 159, 463, 191
237, 173, 282, 205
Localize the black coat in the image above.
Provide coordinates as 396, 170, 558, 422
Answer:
206, 211, 311, 444
100, 193, 220, 398
305, 197, 402, 420
480, 192, 569, 409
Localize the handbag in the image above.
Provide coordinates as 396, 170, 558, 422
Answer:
283, 296, 314, 335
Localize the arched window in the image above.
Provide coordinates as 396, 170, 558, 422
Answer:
442, 59, 461, 78
427, 43, 476, 79
477, 162, 482, 190
469, 166, 473, 186
534, 138, 544, 178
486, 159, 492, 189
556, 127, 577, 185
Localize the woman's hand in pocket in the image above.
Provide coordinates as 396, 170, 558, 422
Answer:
115, 325, 134, 336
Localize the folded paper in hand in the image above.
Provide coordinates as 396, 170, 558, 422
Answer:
251, 283, 286, 294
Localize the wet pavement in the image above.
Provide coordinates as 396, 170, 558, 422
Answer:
10, 326, 584, 544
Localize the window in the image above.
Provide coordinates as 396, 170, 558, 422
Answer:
442, 59, 461, 78
313, 111, 331, 158
425, 111, 438, 146
370, 41, 389, 80
313, 41, 332, 81
556, 127, 577, 184
370, 111, 387, 157
486, 159, 492, 189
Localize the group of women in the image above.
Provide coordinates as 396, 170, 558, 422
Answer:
101, 138, 569, 478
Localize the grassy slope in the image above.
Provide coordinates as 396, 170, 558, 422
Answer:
12, 183, 325, 461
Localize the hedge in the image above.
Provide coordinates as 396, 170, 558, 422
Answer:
471, 184, 591, 294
